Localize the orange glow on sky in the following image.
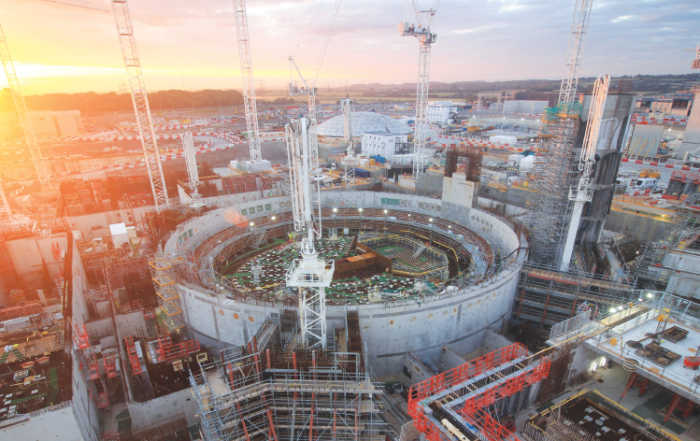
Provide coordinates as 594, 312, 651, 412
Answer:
2, 0, 698, 95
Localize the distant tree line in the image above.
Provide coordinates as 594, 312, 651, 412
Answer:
0, 89, 243, 115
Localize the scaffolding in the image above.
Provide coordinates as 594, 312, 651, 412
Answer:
407, 343, 552, 441
190, 349, 389, 441
189, 317, 389, 441
529, 105, 582, 266
150, 255, 185, 332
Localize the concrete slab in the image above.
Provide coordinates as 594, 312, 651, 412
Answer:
585, 309, 700, 403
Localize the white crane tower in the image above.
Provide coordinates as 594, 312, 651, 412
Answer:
400, 2, 437, 178
287, 56, 323, 227
0, 25, 50, 188
339, 98, 358, 186
233, 0, 269, 172
560, 75, 610, 272
111, 0, 169, 213
558, 0, 594, 109
182, 130, 201, 201
285, 118, 334, 350
288, 56, 318, 125
341, 98, 353, 155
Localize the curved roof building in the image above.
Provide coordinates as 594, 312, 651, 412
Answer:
317, 111, 411, 137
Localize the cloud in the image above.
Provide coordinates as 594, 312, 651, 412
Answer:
487, 0, 532, 14
451, 24, 505, 35
611, 15, 638, 23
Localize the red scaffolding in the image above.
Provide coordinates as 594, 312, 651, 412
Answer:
408, 343, 552, 441
153, 336, 200, 363
124, 337, 144, 375
458, 358, 552, 441
73, 322, 89, 350
408, 343, 529, 419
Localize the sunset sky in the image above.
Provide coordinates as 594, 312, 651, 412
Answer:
2, 0, 699, 95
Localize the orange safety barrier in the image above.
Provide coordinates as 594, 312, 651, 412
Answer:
459, 358, 551, 441
407, 343, 528, 418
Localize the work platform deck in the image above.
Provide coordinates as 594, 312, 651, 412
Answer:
584, 307, 700, 404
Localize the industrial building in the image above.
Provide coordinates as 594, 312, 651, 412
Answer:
316, 111, 412, 159
427, 101, 462, 126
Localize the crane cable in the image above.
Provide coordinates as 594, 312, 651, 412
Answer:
311, 0, 343, 90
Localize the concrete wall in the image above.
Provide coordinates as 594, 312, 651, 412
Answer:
481, 328, 513, 352
438, 346, 467, 371
0, 403, 84, 441
127, 388, 191, 433
663, 250, 700, 300
678, 88, 700, 158
503, 100, 548, 114
5, 235, 67, 294
66, 190, 278, 239
84, 311, 147, 343
70, 236, 101, 441
72, 239, 90, 326
167, 191, 524, 375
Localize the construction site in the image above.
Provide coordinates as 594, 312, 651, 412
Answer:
0, 1, 699, 441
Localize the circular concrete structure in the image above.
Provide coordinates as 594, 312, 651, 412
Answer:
164, 191, 526, 375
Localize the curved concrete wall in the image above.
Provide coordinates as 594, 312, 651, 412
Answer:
166, 191, 525, 375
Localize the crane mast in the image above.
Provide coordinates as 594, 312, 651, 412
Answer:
288, 56, 317, 125
285, 118, 334, 350
0, 180, 10, 219
287, 56, 322, 233
341, 98, 353, 153
0, 25, 50, 187
339, 98, 357, 186
560, 74, 610, 272
233, 0, 263, 165
182, 131, 200, 197
400, 6, 437, 178
111, 0, 168, 212
558, 0, 594, 108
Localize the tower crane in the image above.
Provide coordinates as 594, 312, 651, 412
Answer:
111, 0, 169, 213
287, 56, 323, 233
285, 118, 334, 349
339, 98, 357, 186
233, 0, 267, 171
400, 2, 437, 178
560, 75, 610, 272
0, 25, 50, 187
558, 0, 594, 109
288, 56, 318, 125
0, 180, 11, 220
181, 130, 202, 207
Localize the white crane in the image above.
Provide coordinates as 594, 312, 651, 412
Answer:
340, 98, 353, 155
560, 74, 610, 272
182, 131, 200, 199
233, 0, 267, 171
0, 180, 10, 219
0, 25, 50, 187
339, 98, 357, 186
288, 56, 318, 125
287, 56, 323, 232
400, 2, 437, 178
558, 0, 594, 109
285, 118, 334, 349
111, 0, 169, 213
